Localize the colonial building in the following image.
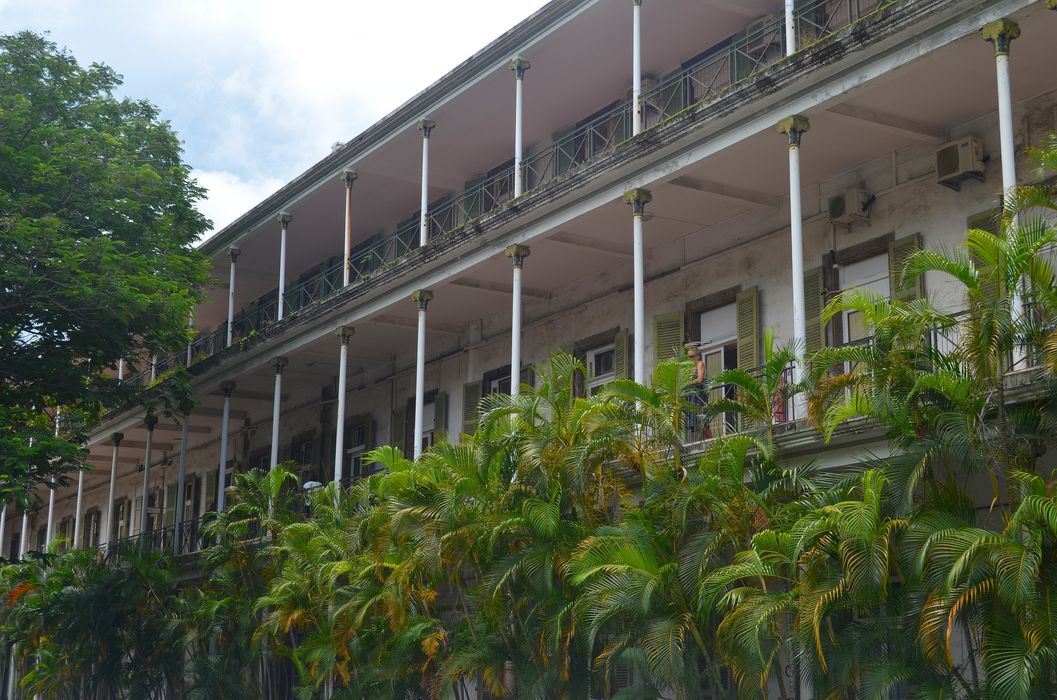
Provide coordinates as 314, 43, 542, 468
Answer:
5, 0, 1057, 577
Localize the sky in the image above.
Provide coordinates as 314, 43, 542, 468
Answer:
0, 0, 551, 235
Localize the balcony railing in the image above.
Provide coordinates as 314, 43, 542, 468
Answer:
683, 362, 799, 445
121, 0, 902, 390
101, 517, 209, 563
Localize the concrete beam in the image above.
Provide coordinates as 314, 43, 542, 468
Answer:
152, 423, 211, 435
450, 276, 550, 301
667, 175, 777, 207
193, 406, 249, 420
826, 102, 949, 141
372, 313, 463, 336
548, 230, 632, 257
90, 439, 174, 452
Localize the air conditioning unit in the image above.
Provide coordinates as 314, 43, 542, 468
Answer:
828, 188, 870, 227
935, 136, 985, 190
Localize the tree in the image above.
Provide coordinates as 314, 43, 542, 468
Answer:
0, 31, 210, 501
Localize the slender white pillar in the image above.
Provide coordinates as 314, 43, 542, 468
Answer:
103, 432, 123, 546
217, 382, 235, 513
149, 354, 157, 382
226, 246, 240, 347
117, 358, 125, 381
411, 290, 433, 459
983, 19, 1024, 361
270, 358, 288, 468
72, 468, 84, 548
341, 170, 358, 287
632, 0, 643, 135
276, 213, 292, 321
45, 482, 55, 549
173, 414, 190, 555
509, 59, 530, 197
333, 327, 355, 489
417, 119, 435, 247
19, 509, 28, 558
778, 116, 810, 410
185, 312, 194, 367
785, 0, 796, 55
139, 415, 158, 535
624, 189, 652, 384
505, 246, 531, 396
0, 503, 6, 559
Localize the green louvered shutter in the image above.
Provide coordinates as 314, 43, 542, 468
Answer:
736, 286, 761, 370
434, 392, 448, 442
462, 381, 483, 435
653, 312, 685, 365
613, 329, 629, 380
391, 406, 406, 453
804, 267, 826, 354
889, 233, 924, 301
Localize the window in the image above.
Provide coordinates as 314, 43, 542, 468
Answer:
838, 254, 890, 374
487, 373, 512, 396
698, 304, 739, 437
35, 524, 46, 552
82, 508, 101, 549
343, 420, 371, 484
586, 345, 616, 396
420, 395, 436, 454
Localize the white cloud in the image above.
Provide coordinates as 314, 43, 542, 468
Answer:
193, 170, 285, 242
1, 0, 550, 233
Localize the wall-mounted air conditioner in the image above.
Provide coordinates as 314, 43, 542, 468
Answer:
935, 136, 985, 190
828, 188, 870, 227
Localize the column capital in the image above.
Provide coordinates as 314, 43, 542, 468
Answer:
623, 187, 653, 215
336, 325, 355, 342
509, 57, 531, 79
633, 0, 643, 6
277, 211, 293, 229
144, 415, 158, 431
417, 118, 436, 138
273, 356, 289, 373
340, 169, 358, 188
777, 115, 811, 148
220, 380, 236, 396
505, 244, 531, 268
411, 289, 434, 310
981, 18, 1021, 56
228, 245, 241, 263
112, 432, 124, 446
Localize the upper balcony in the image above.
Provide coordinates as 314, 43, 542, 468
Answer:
128, 0, 894, 387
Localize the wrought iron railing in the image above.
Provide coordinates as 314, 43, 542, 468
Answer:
121, 0, 901, 388
101, 517, 208, 563
683, 362, 799, 444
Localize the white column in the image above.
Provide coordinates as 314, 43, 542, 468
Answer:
118, 358, 125, 381
185, 312, 194, 367
784, 0, 796, 56
139, 415, 157, 535
624, 189, 652, 384
217, 382, 235, 513
417, 119, 435, 247
45, 481, 55, 549
173, 414, 190, 555
19, 509, 29, 558
983, 19, 1024, 358
0, 503, 6, 559
270, 358, 288, 467
411, 290, 433, 459
778, 116, 810, 408
341, 170, 358, 287
333, 327, 354, 489
226, 246, 240, 348
505, 246, 531, 396
72, 468, 84, 548
632, 0, 643, 136
510, 59, 531, 197
277, 212, 292, 321
149, 354, 157, 382
102, 432, 122, 546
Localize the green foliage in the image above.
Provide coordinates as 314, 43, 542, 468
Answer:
0, 31, 210, 501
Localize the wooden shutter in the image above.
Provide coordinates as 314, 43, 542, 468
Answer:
736, 286, 761, 370
462, 381, 483, 435
804, 267, 826, 354
889, 233, 924, 301
205, 470, 217, 513
434, 392, 448, 441
653, 312, 685, 364
164, 484, 177, 526
519, 365, 536, 390
391, 405, 407, 453
613, 329, 629, 380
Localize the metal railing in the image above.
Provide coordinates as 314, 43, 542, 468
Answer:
121, 0, 900, 387
683, 363, 798, 445
101, 517, 208, 563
